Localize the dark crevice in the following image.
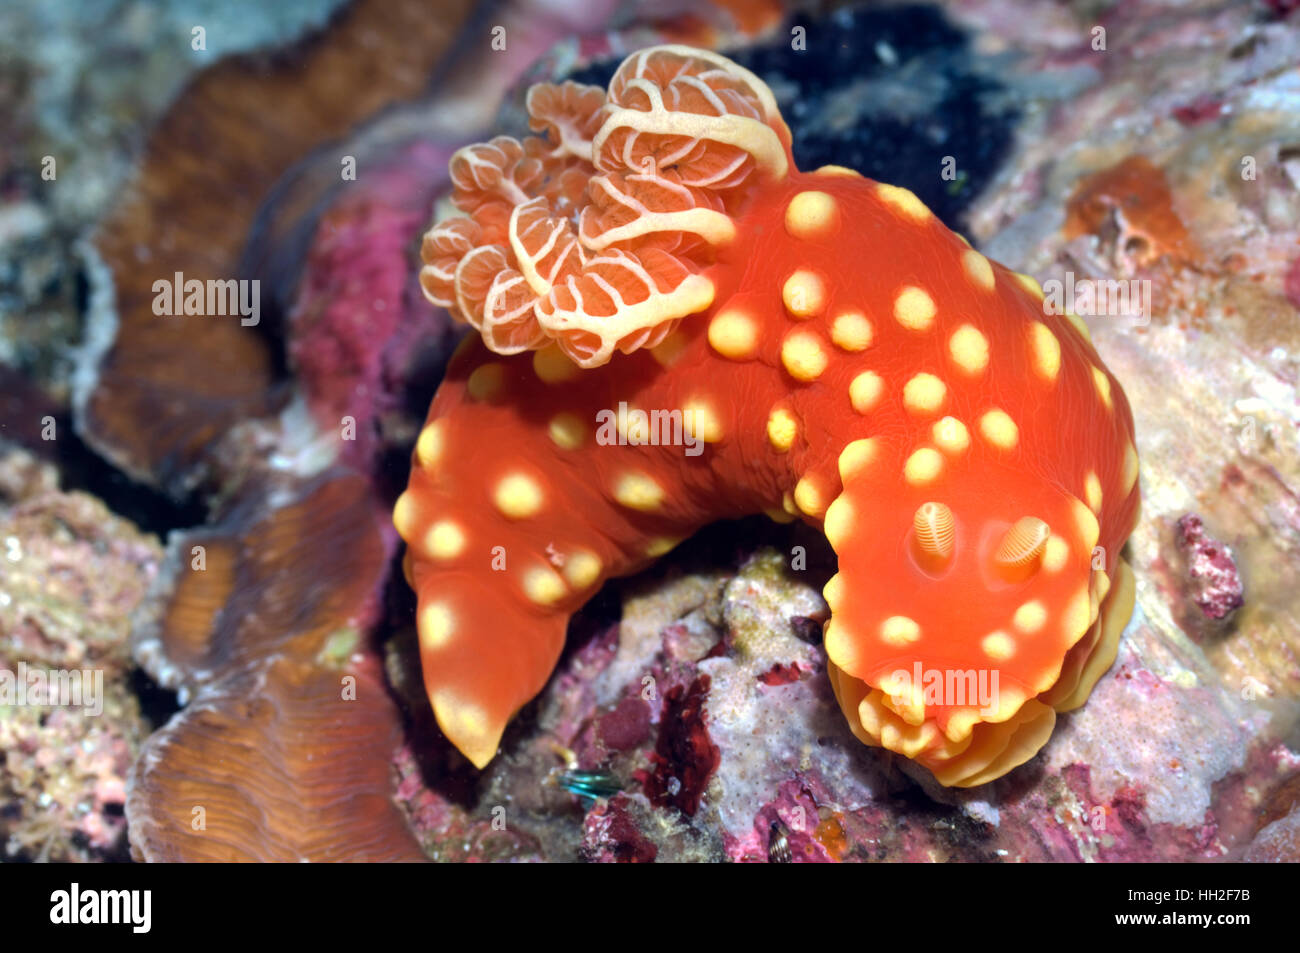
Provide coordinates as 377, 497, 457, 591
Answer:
564, 3, 1020, 233
54, 421, 207, 537
128, 667, 182, 731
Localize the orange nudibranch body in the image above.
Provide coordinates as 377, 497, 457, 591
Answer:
395, 45, 1140, 785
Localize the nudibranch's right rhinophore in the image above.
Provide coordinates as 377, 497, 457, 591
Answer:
395, 45, 1141, 786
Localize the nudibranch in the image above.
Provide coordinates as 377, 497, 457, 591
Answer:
395, 45, 1140, 787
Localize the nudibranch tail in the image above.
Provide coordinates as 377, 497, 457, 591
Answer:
395, 336, 770, 766
398, 45, 1141, 784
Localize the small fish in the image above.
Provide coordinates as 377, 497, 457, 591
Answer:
768, 819, 792, 863
559, 768, 622, 803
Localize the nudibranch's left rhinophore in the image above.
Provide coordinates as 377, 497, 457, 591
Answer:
395, 45, 1141, 786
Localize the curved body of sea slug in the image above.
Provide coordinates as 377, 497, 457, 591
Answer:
395, 45, 1141, 785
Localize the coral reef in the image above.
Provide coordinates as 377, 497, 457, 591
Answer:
1, 0, 1296, 863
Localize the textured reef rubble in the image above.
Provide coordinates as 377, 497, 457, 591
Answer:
0, 445, 162, 861
1, 0, 1298, 862
395, 540, 1296, 862
1174, 513, 1246, 622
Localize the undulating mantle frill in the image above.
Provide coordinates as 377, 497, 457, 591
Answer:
395, 45, 1141, 786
